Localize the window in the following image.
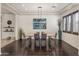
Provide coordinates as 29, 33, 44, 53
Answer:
63, 17, 67, 31
33, 18, 46, 29
63, 11, 79, 35
67, 15, 72, 32
72, 12, 79, 33
63, 15, 72, 32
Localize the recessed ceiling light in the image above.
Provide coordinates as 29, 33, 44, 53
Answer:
52, 5, 56, 8
22, 4, 24, 7
52, 4, 57, 8
38, 6, 42, 8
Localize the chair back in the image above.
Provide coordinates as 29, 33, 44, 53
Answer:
34, 32, 40, 40
41, 32, 47, 40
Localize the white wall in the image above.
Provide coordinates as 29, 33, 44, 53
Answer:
62, 33, 78, 48
15, 15, 20, 40
16, 14, 59, 37
60, 4, 79, 55
0, 3, 1, 55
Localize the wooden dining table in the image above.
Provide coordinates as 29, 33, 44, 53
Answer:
25, 34, 55, 51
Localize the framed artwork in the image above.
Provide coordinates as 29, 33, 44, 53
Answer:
33, 18, 46, 29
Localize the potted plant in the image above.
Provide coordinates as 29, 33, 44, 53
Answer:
58, 19, 62, 47
18, 28, 25, 40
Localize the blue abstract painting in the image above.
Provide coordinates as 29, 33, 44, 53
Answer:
33, 18, 46, 29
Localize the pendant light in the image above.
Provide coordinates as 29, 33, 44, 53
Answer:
38, 6, 42, 50
38, 6, 42, 19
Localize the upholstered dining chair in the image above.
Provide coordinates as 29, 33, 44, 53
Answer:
41, 32, 47, 49
34, 32, 40, 49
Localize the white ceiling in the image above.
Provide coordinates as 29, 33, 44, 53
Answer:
3, 3, 71, 14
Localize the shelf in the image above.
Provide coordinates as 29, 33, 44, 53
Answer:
3, 26, 14, 28
4, 31, 14, 32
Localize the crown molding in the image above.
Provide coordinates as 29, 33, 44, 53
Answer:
59, 4, 79, 15
1, 3, 19, 15
18, 11, 59, 15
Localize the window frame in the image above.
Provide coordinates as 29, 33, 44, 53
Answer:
63, 10, 79, 35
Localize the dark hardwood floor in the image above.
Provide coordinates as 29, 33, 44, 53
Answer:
1, 39, 78, 56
